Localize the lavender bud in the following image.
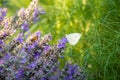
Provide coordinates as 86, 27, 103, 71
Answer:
21, 21, 29, 31
58, 37, 68, 48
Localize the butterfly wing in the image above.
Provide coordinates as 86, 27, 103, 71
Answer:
66, 33, 81, 45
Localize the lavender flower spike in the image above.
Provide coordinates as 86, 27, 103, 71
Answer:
0, 8, 7, 22
58, 37, 68, 48
21, 21, 29, 31
0, 0, 86, 80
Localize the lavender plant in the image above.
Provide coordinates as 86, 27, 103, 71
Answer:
0, 0, 85, 80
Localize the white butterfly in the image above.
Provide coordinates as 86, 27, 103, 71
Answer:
66, 33, 81, 45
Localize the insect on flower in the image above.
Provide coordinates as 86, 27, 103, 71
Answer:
31, 35, 39, 43
27, 31, 41, 45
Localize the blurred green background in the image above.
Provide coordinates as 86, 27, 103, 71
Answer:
1, 0, 120, 80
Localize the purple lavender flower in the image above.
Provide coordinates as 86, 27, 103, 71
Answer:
67, 64, 73, 75
0, 17, 2, 21
34, 8, 39, 18
0, 59, 4, 65
33, 52, 41, 59
44, 45, 50, 52
0, 40, 4, 45
41, 77, 47, 80
28, 61, 36, 69
33, 8, 40, 23
41, 10, 45, 14
21, 21, 29, 31
0, 8, 7, 21
1, 9, 7, 17
50, 76, 58, 80
17, 36, 23, 43
61, 63, 86, 80
4, 21, 8, 27
33, 17, 39, 23
28, 43, 37, 50
15, 69, 24, 79
2, 33, 8, 38
58, 37, 68, 48
0, 46, 3, 51
0, 67, 3, 71
20, 58, 27, 64
4, 54, 11, 60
